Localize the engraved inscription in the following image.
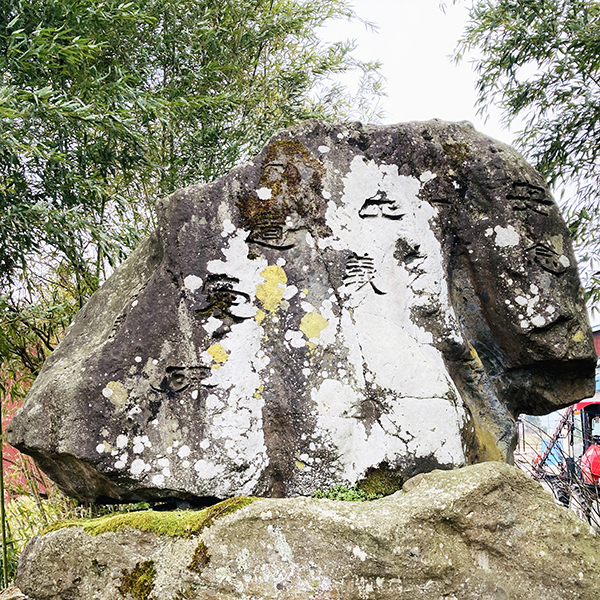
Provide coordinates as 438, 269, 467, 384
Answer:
245, 214, 294, 250
342, 252, 385, 295
530, 243, 569, 275
152, 366, 212, 393
358, 189, 404, 220
509, 182, 554, 215
196, 274, 253, 322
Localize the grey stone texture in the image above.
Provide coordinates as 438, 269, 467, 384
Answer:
16, 463, 600, 600
7, 120, 596, 503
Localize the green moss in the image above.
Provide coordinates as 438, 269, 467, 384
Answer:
44, 496, 258, 538
442, 141, 472, 167
187, 539, 211, 573
356, 463, 404, 497
118, 560, 156, 600
237, 138, 325, 232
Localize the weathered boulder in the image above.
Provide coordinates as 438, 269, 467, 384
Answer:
0, 588, 27, 600
16, 463, 600, 599
7, 120, 596, 503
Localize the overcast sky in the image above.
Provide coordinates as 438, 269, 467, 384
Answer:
322, 0, 513, 145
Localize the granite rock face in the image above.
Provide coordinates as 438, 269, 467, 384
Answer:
15, 463, 600, 600
7, 120, 596, 503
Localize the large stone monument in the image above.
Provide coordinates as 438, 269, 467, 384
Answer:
7, 120, 596, 504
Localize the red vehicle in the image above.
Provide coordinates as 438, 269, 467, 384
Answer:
528, 400, 600, 523
576, 401, 600, 485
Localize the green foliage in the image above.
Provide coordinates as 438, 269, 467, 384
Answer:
0, 0, 382, 283
0, 537, 18, 587
313, 484, 382, 502
0, 0, 383, 376
453, 0, 600, 307
0, 445, 147, 587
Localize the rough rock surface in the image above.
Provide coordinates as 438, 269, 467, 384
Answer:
8, 120, 596, 503
16, 463, 600, 600
0, 588, 27, 600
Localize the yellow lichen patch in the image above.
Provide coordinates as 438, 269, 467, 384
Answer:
207, 343, 229, 364
296, 460, 305, 470
103, 381, 128, 410
255, 309, 266, 324
300, 312, 329, 340
469, 345, 483, 369
550, 234, 564, 254
256, 265, 287, 313
474, 426, 504, 462
253, 383, 264, 399
573, 330, 585, 342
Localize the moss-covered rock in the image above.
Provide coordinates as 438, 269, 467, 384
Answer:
186, 541, 210, 574
15, 463, 600, 599
44, 496, 257, 538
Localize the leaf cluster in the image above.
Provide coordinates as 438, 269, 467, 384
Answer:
1, 0, 382, 285
313, 484, 382, 501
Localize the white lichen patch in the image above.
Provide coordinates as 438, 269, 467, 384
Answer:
531, 315, 546, 328
195, 315, 270, 495
494, 225, 520, 248
507, 285, 559, 331
207, 230, 269, 311
256, 187, 272, 200
284, 329, 305, 349
183, 274, 203, 292
193, 459, 225, 479
419, 170, 437, 183
221, 218, 236, 236
130, 458, 147, 475
312, 378, 465, 483
203, 316, 223, 335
